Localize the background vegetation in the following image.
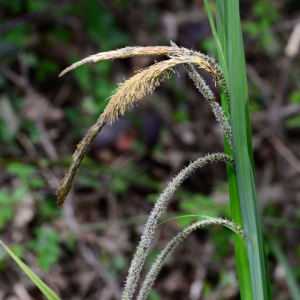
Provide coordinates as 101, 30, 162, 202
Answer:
0, 0, 300, 299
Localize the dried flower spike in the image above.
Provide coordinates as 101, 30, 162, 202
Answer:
57, 44, 232, 206
57, 57, 191, 206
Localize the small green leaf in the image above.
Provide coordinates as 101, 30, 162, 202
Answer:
27, 228, 60, 271
289, 91, 300, 104
149, 290, 161, 300
7, 162, 35, 181
0, 206, 13, 228
285, 115, 300, 129
108, 177, 128, 195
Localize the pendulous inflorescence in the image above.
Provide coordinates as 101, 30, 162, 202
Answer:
121, 153, 234, 300
56, 42, 237, 300
137, 218, 245, 300
57, 43, 232, 206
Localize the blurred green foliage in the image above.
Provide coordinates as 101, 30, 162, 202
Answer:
0, 163, 45, 228
7, 162, 45, 188
0, 188, 26, 227
179, 193, 230, 227
243, 1, 279, 53
110, 254, 127, 278
149, 290, 162, 300
27, 227, 60, 271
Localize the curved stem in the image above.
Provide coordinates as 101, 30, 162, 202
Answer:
121, 153, 234, 300
137, 218, 245, 300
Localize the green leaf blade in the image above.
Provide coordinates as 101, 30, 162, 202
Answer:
204, 1, 253, 299
0, 240, 61, 300
214, 1, 271, 299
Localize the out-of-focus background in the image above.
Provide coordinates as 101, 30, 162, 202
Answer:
0, 0, 300, 299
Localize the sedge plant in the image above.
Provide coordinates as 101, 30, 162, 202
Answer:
55, 31, 252, 300
0, 1, 272, 299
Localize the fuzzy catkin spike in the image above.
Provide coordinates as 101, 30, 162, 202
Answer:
169, 41, 230, 102
169, 42, 232, 148
137, 218, 245, 300
183, 63, 233, 149
121, 153, 234, 300
183, 63, 216, 102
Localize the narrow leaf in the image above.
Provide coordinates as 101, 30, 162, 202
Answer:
204, 1, 253, 299
0, 240, 61, 300
215, 0, 271, 299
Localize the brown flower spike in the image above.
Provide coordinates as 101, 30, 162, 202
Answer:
56, 44, 230, 206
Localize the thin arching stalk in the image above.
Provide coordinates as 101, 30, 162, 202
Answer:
121, 153, 234, 300
137, 218, 245, 300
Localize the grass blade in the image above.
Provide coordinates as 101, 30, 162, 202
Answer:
204, 1, 253, 299
214, 1, 271, 299
0, 240, 61, 300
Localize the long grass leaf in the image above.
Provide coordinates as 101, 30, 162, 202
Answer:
0, 240, 61, 300
215, 1, 271, 299
204, 1, 253, 299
